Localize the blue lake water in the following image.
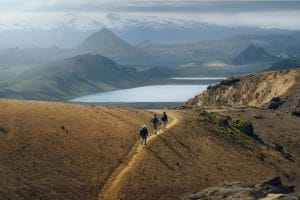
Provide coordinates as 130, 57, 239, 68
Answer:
71, 84, 209, 103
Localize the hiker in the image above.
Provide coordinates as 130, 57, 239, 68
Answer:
161, 112, 168, 131
151, 114, 160, 135
139, 124, 148, 145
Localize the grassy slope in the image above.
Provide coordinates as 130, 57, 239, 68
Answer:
0, 99, 298, 200
0, 99, 154, 200
106, 109, 297, 200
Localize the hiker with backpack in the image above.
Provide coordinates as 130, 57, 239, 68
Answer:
151, 114, 160, 135
161, 112, 168, 131
139, 124, 148, 145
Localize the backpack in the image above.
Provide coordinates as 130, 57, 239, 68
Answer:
140, 127, 148, 137
151, 117, 159, 124
161, 114, 167, 121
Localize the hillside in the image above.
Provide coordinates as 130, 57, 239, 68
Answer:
0, 54, 142, 101
75, 28, 140, 57
267, 58, 299, 71
233, 45, 274, 65
108, 109, 299, 199
0, 99, 154, 200
187, 69, 300, 112
1, 99, 298, 200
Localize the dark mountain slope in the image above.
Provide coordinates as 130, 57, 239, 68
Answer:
1, 54, 141, 101
267, 58, 299, 71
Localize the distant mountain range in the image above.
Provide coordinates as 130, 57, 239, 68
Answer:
1, 28, 300, 101
0, 22, 294, 49
0, 28, 300, 68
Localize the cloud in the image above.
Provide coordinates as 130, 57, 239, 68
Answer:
0, 1, 299, 31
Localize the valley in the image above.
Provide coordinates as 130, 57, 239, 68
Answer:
1, 2, 300, 199
0, 28, 299, 102
0, 68, 299, 199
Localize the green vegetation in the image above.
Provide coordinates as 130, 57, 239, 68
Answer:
200, 111, 256, 145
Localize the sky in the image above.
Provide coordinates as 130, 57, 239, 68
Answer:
0, 0, 300, 31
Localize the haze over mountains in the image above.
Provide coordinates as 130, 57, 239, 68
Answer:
0, 26, 300, 101
1, 28, 300, 68
0, 22, 294, 49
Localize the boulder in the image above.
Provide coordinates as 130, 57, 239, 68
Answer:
220, 77, 241, 86
182, 177, 298, 200
260, 193, 299, 200
253, 115, 265, 119
291, 111, 300, 117
182, 182, 266, 200
268, 97, 285, 109
256, 177, 295, 194
240, 122, 255, 136
219, 116, 231, 126
0, 127, 7, 134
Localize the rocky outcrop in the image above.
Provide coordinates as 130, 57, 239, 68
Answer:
268, 97, 285, 109
186, 69, 300, 111
182, 177, 298, 200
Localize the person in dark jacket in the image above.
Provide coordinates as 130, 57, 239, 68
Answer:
151, 114, 160, 135
140, 124, 148, 145
161, 112, 168, 131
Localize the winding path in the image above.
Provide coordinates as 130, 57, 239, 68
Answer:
97, 111, 179, 200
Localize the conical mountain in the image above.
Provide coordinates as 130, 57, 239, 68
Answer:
233, 45, 274, 65
76, 28, 139, 57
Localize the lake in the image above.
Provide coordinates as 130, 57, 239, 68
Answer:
71, 84, 209, 103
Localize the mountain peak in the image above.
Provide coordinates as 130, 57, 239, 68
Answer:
233, 45, 274, 65
76, 28, 138, 57
247, 44, 264, 51
98, 27, 114, 34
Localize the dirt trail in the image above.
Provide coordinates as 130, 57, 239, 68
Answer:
98, 110, 179, 200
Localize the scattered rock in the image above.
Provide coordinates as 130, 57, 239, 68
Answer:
182, 182, 266, 200
268, 143, 294, 161
220, 77, 241, 86
219, 116, 231, 126
182, 177, 298, 200
291, 111, 300, 117
240, 122, 255, 136
254, 115, 265, 119
268, 97, 285, 109
207, 77, 240, 90
270, 143, 284, 152
256, 176, 295, 194
0, 127, 7, 134
260, 194, 299, 200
